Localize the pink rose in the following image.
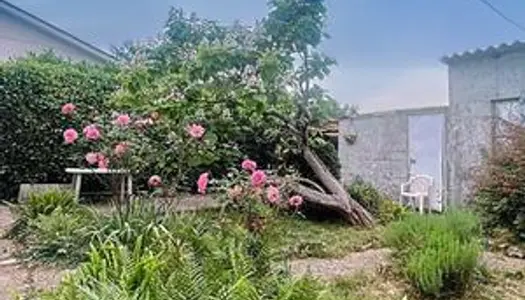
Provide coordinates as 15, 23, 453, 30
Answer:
186, 124, 205, 139
288, 195, 304, 207
266, 186, 280, 204
97, 156, 109, 170
61, 103, 76, 115
83, 125, 101, 141
63, 128, 78, 144
115, 114, 131, 126
250, 170, 266, 188
241, 159, 257, 172
197, 172, 209, 194
148, 175, 162, 188
114, 142, 128, 157
85, 152, 99, 165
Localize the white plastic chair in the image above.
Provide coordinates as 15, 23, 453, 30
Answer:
399, 175, 434, 214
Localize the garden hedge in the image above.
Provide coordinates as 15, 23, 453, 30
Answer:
0, 54, 117, 199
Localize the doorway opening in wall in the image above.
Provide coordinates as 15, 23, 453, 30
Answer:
408, 113, 445, 212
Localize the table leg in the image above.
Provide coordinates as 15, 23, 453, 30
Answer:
120, 175, 126, 203
74, 174, 82, 202
127, 175, 132, 197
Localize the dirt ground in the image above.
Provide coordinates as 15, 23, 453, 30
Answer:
0, 206, 67, 299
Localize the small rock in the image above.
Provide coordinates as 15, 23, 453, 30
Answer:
0, 259, 18, 267
360, 243, 373, 251
497, 242, 509, 250
505, 246, 525, 259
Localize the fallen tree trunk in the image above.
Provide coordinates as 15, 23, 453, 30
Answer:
264, 110, 374, 226
301, 146, 375, 227
289, 183, 363, 225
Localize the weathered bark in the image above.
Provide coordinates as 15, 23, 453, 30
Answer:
289, 183, 361, 225
301, 146, 375, 226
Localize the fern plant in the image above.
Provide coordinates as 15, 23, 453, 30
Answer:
40, 216, 332, 300
24, 207, 95, 264
7, 189, 78, 240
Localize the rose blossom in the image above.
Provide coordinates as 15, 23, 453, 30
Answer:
85, 152, 100, 165
266, 186, 280, 204
197, 172, 209, 194
186, 124, 205, 139
148, 175, 162, 188
83, 124, 101, 141
241, 159, 257, 172
250, 170, 266, 188
288, 195, 304, 207
97, 156, 109, 170
63, 128, 78, 144
61, 103, 76, 115
114, 142, 128, 157
115, 114, 131, 126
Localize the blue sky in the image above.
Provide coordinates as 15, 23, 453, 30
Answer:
10, 0, 525, 112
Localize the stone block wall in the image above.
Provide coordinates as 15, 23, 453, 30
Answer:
446, 51, 525, 204
338, 107, 446, 199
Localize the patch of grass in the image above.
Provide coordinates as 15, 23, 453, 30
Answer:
191, 209, 384, 259
323, 272, 408, 300
314, 270, 525, 300
263, 213, 384, 259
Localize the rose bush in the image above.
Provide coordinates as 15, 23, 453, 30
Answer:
216, 158, 304, 233
59, 98, 219, 194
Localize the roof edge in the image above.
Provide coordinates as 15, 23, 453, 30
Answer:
441, 40, 525, 65
0, 0, 115, 62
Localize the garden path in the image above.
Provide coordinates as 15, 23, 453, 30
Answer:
0, 206, 67, 299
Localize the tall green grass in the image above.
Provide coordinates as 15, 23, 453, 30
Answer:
385, 210, 482, 298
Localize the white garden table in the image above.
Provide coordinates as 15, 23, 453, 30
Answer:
65, 168, 132, 202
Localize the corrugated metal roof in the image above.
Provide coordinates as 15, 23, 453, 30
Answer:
441, 40, 525, 65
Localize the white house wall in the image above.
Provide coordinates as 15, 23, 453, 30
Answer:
0, 10, 106, 63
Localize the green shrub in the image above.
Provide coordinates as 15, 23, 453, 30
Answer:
0, 54, 117, 199
385, 211, 482, 297
8, 189, 78, 239
91, 199, 169, 251
347, 179, 408, 224
24, 206, 95, 265
405, 234, 480, 297
474, 125, 525, 240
